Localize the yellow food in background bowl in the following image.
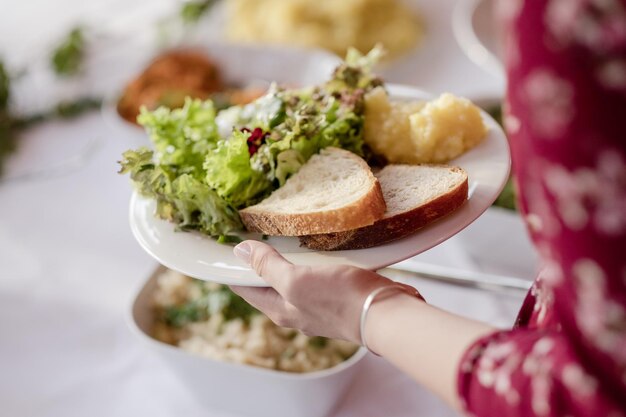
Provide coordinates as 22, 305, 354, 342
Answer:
226, 0, 423, 58
364, 87, 488, 164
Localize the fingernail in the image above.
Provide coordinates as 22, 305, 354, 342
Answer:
233, 242, 252, 264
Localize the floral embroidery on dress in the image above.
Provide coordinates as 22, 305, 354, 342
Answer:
545, 0, 626, 52
596, 59, 626, 91
573, 259, 626, 366
460, 342, 485, 374
544, 164, 591, 231
522, 337, 556, 416
458, 0, 626, 415
525, 213, 544, 234
522, 69, 574, 139
531, 273, 555, 326
474, 340, 522, 406
524, 178, 562, 239
561, 363, 598, 397
542, 259, 564, 288
543, 151, 626, 235
534, 243, 565, 289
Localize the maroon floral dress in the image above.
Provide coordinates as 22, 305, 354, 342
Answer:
457, 1, 626, 416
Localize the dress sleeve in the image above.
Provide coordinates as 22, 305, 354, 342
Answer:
457, 1, 626, 416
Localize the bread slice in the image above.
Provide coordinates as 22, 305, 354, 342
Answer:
239, 147, 386, 236
299, 165, 468, 250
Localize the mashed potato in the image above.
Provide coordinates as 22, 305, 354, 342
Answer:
364, 88, 488, 164
226, 0, 422, 58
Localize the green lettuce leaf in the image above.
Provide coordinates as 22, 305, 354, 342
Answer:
119, 148, 242, 236
204, 130, 272, 207
274, 149, 304, 186
325, 45, 384, 93
119, 46, 386, 239
138, 98, 219, 177
253, 90, 365, 186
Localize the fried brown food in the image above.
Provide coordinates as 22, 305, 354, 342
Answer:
117, 50, 224, 124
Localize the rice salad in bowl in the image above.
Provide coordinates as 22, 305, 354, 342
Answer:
152, 268, 359, 373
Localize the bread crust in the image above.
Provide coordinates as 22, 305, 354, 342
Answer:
239, 178, 386, 236
299, 171, 468, 250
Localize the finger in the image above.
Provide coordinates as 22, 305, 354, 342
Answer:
234, 240, 296, 289
229, 285, 284, 313
229, 285, 293, 327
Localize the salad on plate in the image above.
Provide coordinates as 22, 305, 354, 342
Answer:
120, 46, 489, 248
119, 48, 385, 240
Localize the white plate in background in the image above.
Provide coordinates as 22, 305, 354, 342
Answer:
129, 84, 511, 286
373, 0, 505, 97
177, 0, 505, 98
452, 0, 505, 81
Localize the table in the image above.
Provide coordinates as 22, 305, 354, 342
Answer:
0, 1, 531, 416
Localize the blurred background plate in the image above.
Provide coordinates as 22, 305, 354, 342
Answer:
452, 0, 505, 82
98, 0, 506, 99
378, 0, 504, 98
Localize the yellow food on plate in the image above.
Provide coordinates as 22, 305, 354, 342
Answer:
226, 0, 423, 58
364, 88, 488, 164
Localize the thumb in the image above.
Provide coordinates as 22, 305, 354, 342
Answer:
234, 240, 294, 287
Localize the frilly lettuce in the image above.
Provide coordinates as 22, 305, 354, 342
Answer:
215, 86, 285, 137
120, 47, 384, 239
274, 149, 305, 186
138, 98, 219, 176
119, 148, 243, 236
325, 45, 384, 93
204, 130, 272, 207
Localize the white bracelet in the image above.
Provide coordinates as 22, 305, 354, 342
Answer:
359, 284, 423, 356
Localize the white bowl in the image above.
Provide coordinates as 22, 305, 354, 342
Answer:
127, 266, 367, 417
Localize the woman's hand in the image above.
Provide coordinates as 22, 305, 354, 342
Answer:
231, 240, 494, 410
230, 240, 395, 343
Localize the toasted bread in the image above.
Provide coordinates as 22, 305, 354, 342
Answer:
299, 165, 468, 250
239, 147, 386, 236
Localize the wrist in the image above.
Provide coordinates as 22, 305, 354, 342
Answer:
364, 291, 427, 355
362, 288, 425, 355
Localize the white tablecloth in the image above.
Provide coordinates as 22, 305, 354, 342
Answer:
0, 1, 532, 416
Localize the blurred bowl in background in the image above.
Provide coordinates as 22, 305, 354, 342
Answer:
127, 266, 367, 417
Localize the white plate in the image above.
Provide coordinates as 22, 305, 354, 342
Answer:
129, 84, 510, 286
